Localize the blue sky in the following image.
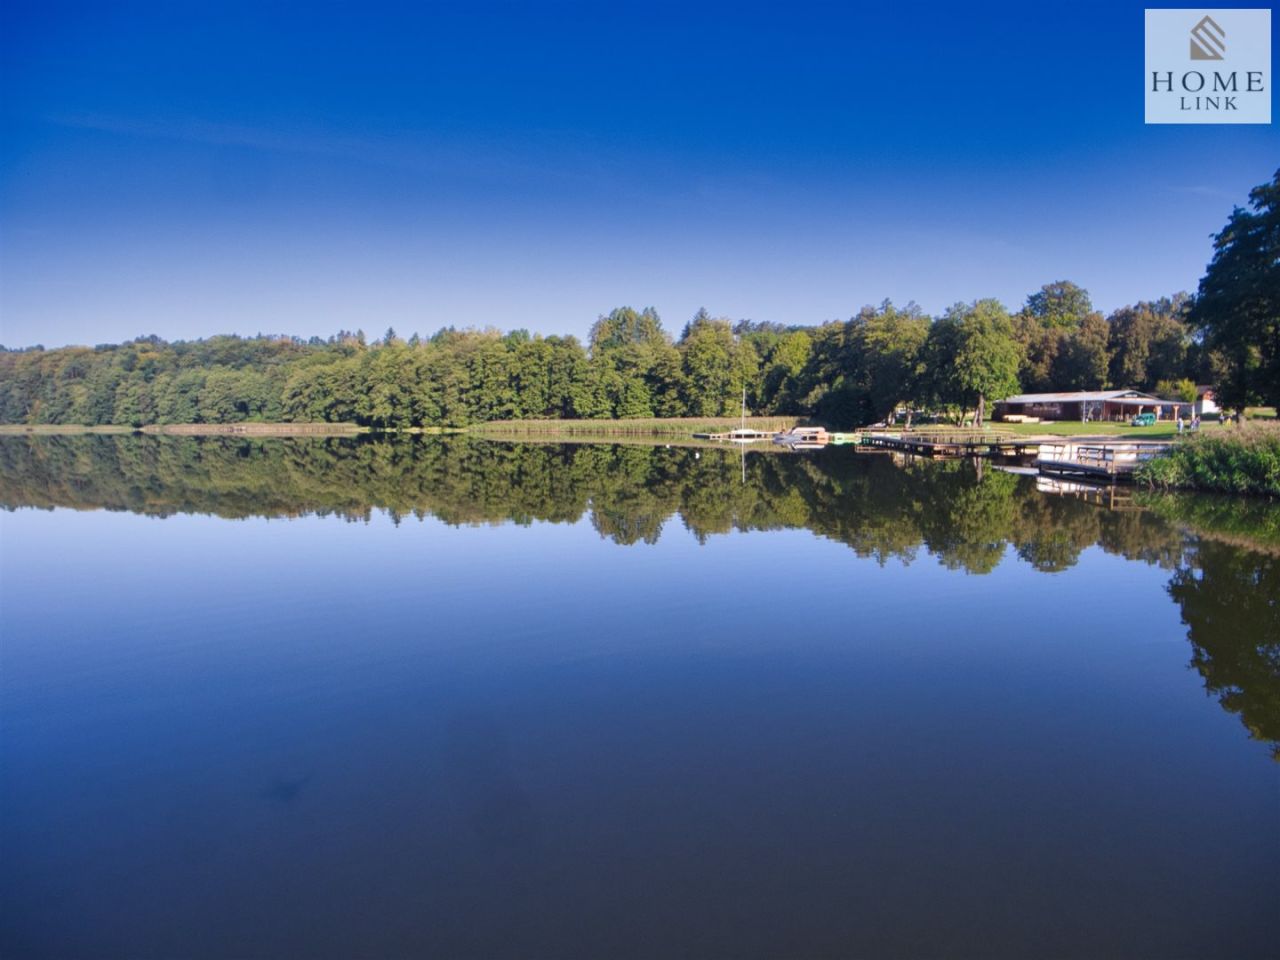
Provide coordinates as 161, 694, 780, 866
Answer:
1, 0, 1276, 348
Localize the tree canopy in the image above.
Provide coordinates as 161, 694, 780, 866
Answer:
924, 299, 1023, 424
1190, 168, 1280, 410
0, 277, 1229, 429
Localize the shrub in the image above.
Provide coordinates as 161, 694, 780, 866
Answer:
1137, 423, 1280, 496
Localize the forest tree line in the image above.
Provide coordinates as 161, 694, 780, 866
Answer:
0, 288, 1215, 429
2, 169, 1275, 429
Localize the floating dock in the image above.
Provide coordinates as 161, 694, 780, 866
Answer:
859, 430, 1176, 485
1035, 440, 1172, 482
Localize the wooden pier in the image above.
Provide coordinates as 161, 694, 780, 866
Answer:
859, 429, 1044, 460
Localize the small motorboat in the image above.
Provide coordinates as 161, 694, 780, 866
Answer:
773, 426, 830, 446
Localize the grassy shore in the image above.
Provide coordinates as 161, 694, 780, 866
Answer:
0, 423, 137, 435
1136, 422, 1280, 496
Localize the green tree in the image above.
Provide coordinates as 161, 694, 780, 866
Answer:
924, 299, 1022, 425
1153, 378, 1198, 404
1023, 280, 1093, 328
588, 306, 668, 356
1055, 312, 1111, 390
798, 321, 860, 424
1107, 297, 1191, 390
759, 329, 812, 413
1014, 281, 1093, 392
679, 311, 738, 415
853, 301, 930, 423
1189, 168, 1280, 409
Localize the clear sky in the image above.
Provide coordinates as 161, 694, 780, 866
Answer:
1, 0, 1276, 348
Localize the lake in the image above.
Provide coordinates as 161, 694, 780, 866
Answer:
1, 435, 1277, 958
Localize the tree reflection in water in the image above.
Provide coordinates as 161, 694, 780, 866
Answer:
1168, 542, 1280, 760
2, 433, 1276, 758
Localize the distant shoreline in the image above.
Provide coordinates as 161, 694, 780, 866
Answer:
469, 416, 806, 438
0, 422, 369, 437
0, 416, 806, 439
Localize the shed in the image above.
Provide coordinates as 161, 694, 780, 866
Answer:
1194, 386, 1220, 418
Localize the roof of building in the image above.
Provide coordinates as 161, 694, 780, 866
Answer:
1105, 396, 1183, 406
999, 390, 1157, 404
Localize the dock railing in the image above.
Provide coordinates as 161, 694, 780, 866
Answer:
901, 427, 1020, 445
1037, 440, 1173, 476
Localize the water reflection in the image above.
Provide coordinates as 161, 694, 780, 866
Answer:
1168, 541, 1280, 759
2, 432, 1277, 761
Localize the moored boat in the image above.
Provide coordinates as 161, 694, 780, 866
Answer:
773, 426, 830, 446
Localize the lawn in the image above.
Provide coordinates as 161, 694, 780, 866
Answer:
990, 409, 1275, 439
994, 421, 1184, 439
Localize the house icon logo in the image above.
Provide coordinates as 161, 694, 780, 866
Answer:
1190, 14, 1225, 60
1146, 8, 1270, 124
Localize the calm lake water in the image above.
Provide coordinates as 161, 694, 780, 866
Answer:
1, 435, 1277, 959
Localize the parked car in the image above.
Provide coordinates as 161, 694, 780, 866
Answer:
1130, 412, 1157, 427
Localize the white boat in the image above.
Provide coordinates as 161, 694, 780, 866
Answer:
710, 388, 767, 443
